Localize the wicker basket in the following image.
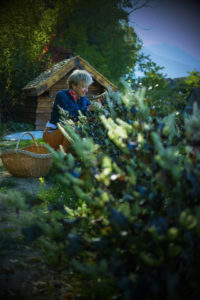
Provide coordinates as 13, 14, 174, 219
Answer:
0, 132, 53, 178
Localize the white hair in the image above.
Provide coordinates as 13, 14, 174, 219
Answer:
67, 69, 93, 88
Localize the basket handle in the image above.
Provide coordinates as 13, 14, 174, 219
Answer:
16, 132, 38, 150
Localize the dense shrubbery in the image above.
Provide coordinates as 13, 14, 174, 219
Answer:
0, 0, 57, 123
1, 84, 200, 299
52, 85, 200, 300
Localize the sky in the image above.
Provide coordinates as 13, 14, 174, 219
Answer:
130, 0, 200, 60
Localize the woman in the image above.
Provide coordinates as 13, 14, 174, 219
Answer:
43, 69, 93, 152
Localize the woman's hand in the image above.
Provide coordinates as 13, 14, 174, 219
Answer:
87, 104, 93, 111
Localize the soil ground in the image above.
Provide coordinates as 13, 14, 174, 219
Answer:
0, 140, 82, 299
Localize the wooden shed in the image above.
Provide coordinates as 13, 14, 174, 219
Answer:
21, 55, 117, 130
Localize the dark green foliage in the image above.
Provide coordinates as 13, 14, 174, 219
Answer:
21, 224, 43, 243
0, 177, 17, 189
0, 0, 141, 124
36, 0, 141, 85
127, 53, 192, 119
0, 0, 57, 122
0, 122, 34, 137
35, 84, 199, 299
2, 84, 200, 298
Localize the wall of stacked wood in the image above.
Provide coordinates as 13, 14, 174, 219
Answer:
35, 74, 69, 130
21, 73, 106, 130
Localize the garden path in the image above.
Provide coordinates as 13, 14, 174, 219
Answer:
0, 136, 74, 299
0, 170, 41, 195
0, 166, 79, 299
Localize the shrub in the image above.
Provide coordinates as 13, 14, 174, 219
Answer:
3, 84, 200, 299
47, 85, 199, 299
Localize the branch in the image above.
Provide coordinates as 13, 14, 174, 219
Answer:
127, 0, 155, 15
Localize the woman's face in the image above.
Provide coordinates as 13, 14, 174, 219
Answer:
72, 82, 89, 98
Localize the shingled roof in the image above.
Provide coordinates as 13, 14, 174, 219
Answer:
22, 55, 117, 96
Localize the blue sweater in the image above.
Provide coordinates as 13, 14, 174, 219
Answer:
50, 89, 91, 124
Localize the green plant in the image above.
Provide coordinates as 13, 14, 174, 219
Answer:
5, 121, 35, 132
184, 102, 200, 146
2, 84, 200, 299
0, 177, 18, 191
43, 85, 199, 299
37, 178, 78, 210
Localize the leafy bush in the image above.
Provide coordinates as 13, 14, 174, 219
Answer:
3, 84, 200, 299
184, 102, 200, 146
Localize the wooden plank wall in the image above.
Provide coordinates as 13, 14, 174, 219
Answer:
87, 80, 105, 100
35, 95, 54, 130
35, 74, 69, 130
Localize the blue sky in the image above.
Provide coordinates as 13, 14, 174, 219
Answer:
130, 0, 200, 60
